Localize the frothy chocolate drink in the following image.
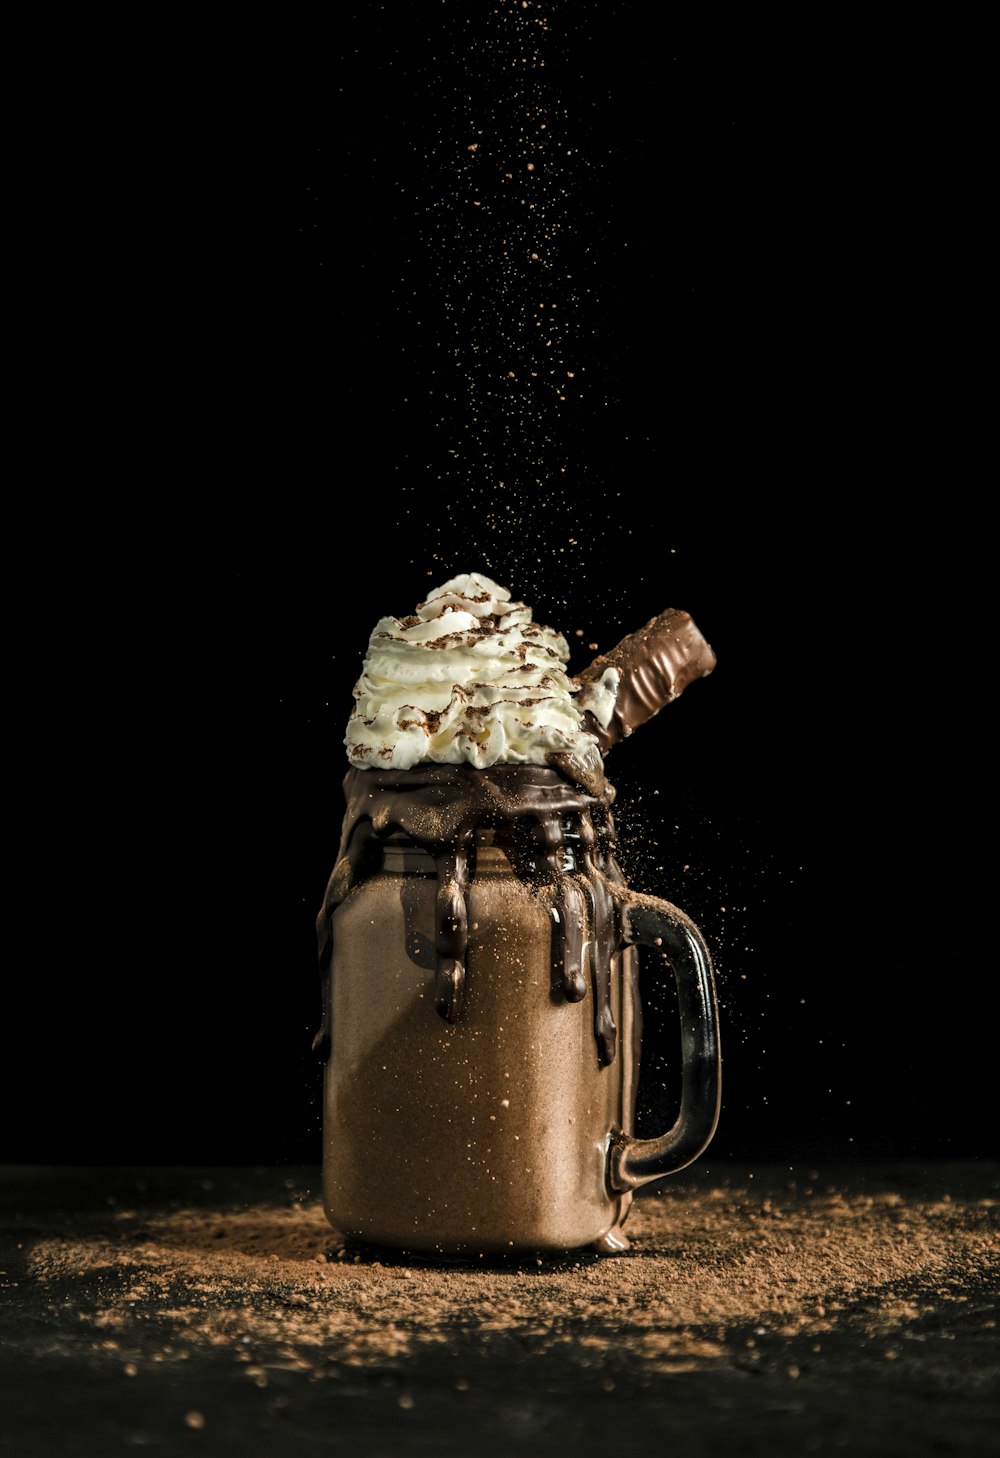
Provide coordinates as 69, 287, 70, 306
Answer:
315, 573, 715, 1066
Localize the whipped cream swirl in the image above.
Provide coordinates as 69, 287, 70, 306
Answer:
345, 572, 616, 773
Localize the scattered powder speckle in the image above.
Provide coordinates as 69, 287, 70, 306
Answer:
24, 1166, 998, 1377
6, 1163, 997, 1454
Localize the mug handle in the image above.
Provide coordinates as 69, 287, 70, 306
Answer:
607, 893, 722, 1192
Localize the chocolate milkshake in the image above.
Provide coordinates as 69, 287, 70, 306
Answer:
315, 573, 720, 1255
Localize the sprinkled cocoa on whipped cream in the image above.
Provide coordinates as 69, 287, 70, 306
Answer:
344, 570, 716, 795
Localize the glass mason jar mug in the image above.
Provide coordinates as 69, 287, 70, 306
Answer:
314, 765, 721, 1257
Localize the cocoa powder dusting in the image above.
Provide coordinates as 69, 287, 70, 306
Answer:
21, 1164, 998, 1385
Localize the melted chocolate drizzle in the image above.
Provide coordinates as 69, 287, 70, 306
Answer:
314, 764, 630, 1066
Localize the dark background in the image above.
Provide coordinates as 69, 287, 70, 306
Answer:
13, 9, 988, 1170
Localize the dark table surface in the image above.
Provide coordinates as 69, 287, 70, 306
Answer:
2, 1160, 997, 1458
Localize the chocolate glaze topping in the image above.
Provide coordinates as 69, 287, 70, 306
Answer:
574, 608, 716, 756
314, 764, 630, 1066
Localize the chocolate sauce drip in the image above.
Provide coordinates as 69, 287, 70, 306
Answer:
577, 845, 620, 1066
315, 765, 628, 1066
552, 875, 588, 1003
433, 840, 471, 1021
574, 608, 717, 756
